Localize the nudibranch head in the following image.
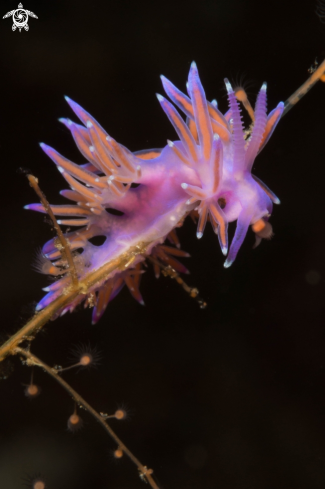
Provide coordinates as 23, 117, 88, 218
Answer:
159, 62, 284, 267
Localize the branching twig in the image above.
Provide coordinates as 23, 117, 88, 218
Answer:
15, 347, 159, 489
0, 242, 150, 363
27, 174, 79, 287
147, 256, 207, 309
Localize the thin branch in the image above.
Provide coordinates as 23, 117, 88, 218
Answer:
147, 256, 207, 309
282, 59, 325, 116
0, 242, 149, 362
15, 347, 159, 489
27, 174, 79, 287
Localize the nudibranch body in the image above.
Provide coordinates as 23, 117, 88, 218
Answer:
26, 62, 284, 322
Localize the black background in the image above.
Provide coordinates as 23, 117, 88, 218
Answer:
1, 0, 325, 488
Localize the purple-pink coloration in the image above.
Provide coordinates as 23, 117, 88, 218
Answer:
26, 62, 284, 322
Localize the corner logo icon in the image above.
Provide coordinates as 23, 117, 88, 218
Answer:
3, 3, 38, 32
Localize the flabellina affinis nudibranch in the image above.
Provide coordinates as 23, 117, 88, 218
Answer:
26, 62, 284, 323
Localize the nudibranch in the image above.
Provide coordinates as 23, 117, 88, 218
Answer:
26, 62, 284, 322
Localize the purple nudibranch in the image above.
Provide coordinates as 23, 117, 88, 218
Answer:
26, 62, 283, 322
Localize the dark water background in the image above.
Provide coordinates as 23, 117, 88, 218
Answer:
1, 0, 325, 487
